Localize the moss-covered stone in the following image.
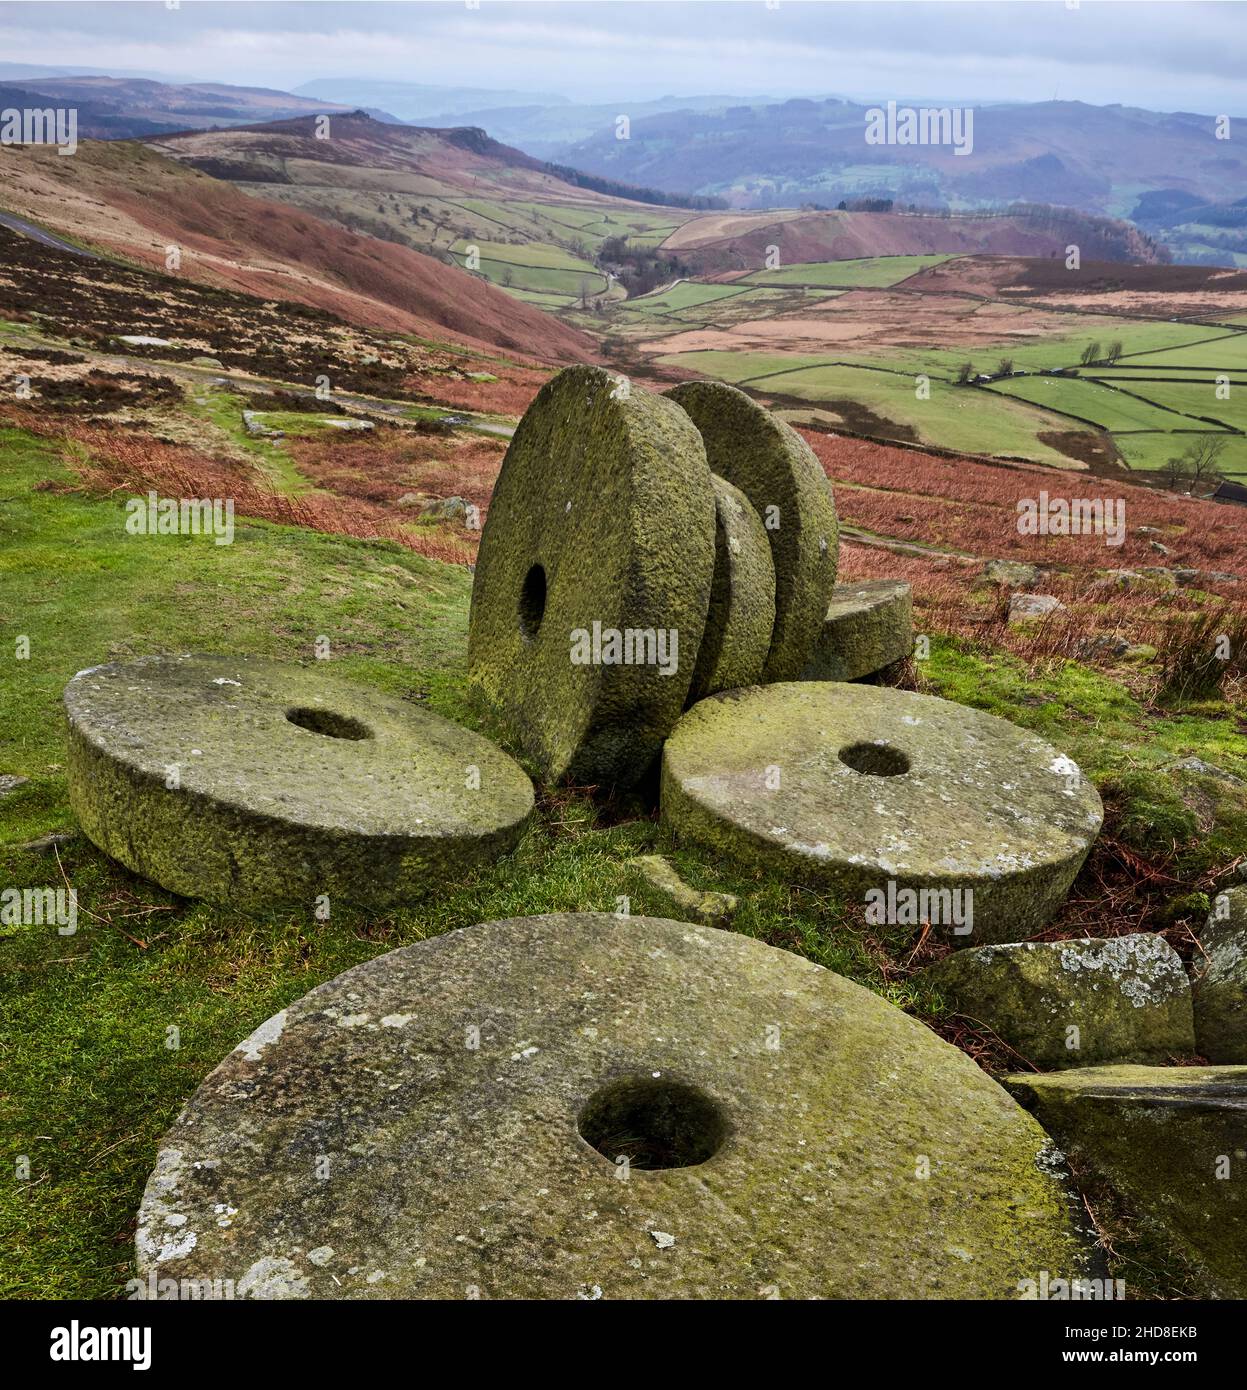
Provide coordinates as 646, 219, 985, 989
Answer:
65, 654, 534, 910
926, 936, 1194, 1069
666, 382, 837, 681
799, 579, 913, 682
687, 474, 775, 703
469, 367, 715, 787
661, 682, 1103, 944
1193, 886, 1247, 1062
632, 853, 738, 926
1006, 1064, 1247, 1298
136, 912, 1094, 1299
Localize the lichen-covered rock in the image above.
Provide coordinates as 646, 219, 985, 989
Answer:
1193, 886, 1247, 1062
1008, 593, 1064, 623
982, 559, 1041, 589
926, 935, 1194, 1069
632, 853, 737, 926
661, 682, 1103, 945
799, 579, 913, 682
136, 913, 1094, 1300
469, 367, 715, 787
667, 381, 837, 681
687, 474, 775, 703
65, 654, 534, 909
1006, 1064, 1247, 1299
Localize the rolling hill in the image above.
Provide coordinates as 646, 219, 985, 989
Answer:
0, 135, 595, 363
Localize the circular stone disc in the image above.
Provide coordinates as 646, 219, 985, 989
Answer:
135, 913, 1092, 1300
661, 683, 1103, 944
667, 381, 838, 681
65, 654, 534, 909
799, 578, 914, 682
469, 366, 715, 787
687, 474, 776, 704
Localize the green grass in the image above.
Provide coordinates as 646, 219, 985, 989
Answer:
1116, 332, 1247, 371
1114, 432, 1247, 478
739, 255, 952, 288
1087, 377, 1247, 433
3, 423, 1244, 1298
984, 374, 1224, 432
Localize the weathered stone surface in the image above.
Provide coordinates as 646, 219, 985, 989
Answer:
136, 912, 1094, 1300
799, 579, 913, 682
982, 559, 1040, 589
1006, 1064, 1247, 1299
632, 854, 737, 926
661, 682, 1103, 944
1008, 592, 1064, 623
469, 367, 715, 787
926, 935, 1194, 1069
0, 773, 28, 798
1193, 886, 1247, 1063
687, 474, 775, 703
667, 381, 837, 681
65, 654, 534, 910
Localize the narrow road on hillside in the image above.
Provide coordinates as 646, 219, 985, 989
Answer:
0, 211, 98, 259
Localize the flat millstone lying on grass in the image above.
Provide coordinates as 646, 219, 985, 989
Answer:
660, 682, 1103, 944
799, 578, 913, 682
469, 366, 715, 787
1006, 1064, 1247, 1299
667, 381, 837, 681
135, 912, 1094, 1300
687, 473, 775, 703
65, 654, 534, 910
925, 935, 1194, 1070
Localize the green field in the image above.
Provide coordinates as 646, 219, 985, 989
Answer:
984, 374, 1224, 432
740, 254, 952, 288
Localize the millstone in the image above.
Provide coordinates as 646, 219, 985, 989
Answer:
469, 366, 715, 787
135, 912, 1093, 1300
687, 473, 776, 703
666, 381, 838, 681
660, 682, 1103, 944
800, 578, 914, 682
65, 654, 534, 909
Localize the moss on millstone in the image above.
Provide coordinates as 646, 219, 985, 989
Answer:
799, 579, 914, 682
64, 654, 534, 910
136, 912, 1094, 1300
661, 682, 1103, 945
469, 367, 715, 787
666, 381, 837, 681
926, 935, 1194, 1069
1193, 886, 1247, 1062
631, 853, 738, 926
1006, 1064, 1247, 1298
687, 474, 775, 703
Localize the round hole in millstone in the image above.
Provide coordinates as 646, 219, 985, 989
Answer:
517, 562, 547, 643
577, 1075, 727, 1170
838, 740, 910, 777
285, 706, 373, 741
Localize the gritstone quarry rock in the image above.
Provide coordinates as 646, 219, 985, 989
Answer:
687, 473, 776, 703
135, 912, 1095, 1300
1006, 1064, 1247, 1299
1193, 886, 1247, 1063
799, 579, 913, 682
631, 853, 738, 926
65, 654, 533, 909
661, 682, 1103, 945
468, 366, 715, 787
926, 935, 1194, 1069
666, 381, 838, 681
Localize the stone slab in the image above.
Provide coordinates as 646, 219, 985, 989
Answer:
136, 912, 1094, 1300
469, 367, 715, 787
661, 681, 1103, 944
799, 579, 913, 682
1194, 886, 1247, 1063
65, 654, 534, 909
666, 381, 837, 681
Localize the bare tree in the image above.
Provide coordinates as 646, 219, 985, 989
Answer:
1162, 436, 1228, 490
1105, 340, 1124, 364
997, 357, 1014, 376
1079, 341, 1102, 366
955, 360, 975, 384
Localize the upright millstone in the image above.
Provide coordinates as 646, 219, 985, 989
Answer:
65, 654, 534, 910
135, 913, 1095, 1300
661, 682, 1103, 944
667, 381, 838, 680
469, 366, 716, 787
687, 474, 776, 703
800, 578, 914, 682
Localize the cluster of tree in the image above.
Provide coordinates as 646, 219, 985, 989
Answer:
541, 164, 727, 210
1161, 436, 1228, 491
835, 197, 894, 212
597, 236, 693, 298
1079, 340, 1125, 365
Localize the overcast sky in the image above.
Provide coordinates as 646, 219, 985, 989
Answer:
0, 1, 1243, 113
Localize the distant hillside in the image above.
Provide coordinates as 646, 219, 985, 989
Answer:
0, 137, 596, 363
553, 97, 1247, 263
